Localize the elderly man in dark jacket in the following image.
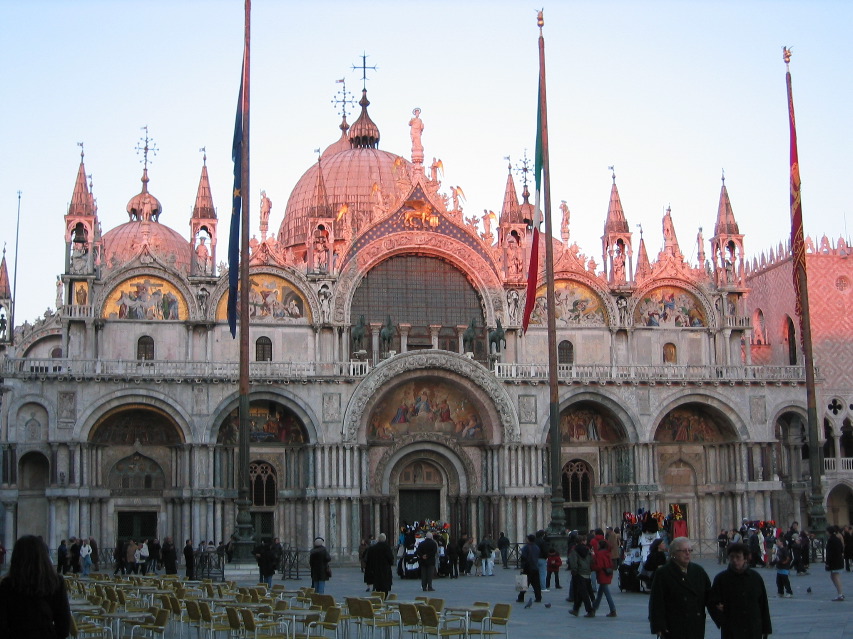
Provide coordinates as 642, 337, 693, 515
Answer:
364, 533, 396, 594
708, 542, 771, 639
649, 537, 712, 639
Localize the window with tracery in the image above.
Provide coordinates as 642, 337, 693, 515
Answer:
558, 340, 574, 365
137, 336, 155, 360
250, 461, 277, 507
561, 459, 592, 503
256, 336, 272, 361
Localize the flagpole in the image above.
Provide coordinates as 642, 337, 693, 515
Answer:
783, 48, 826, 535
11, 191, 21, 345
537, 11, 566, 538
234, 0, 255, 561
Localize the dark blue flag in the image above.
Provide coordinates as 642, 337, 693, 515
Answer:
227, 75, 243, 338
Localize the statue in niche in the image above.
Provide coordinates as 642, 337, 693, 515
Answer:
507, 290, 520, 325
196, 237, 211, 274
318, 284, 332, 324
197, 287, 210, 316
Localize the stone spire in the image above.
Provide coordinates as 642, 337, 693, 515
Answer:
661, 206, 682, 258
68, 151, 95, 218
65, 144, 101, 277
190, 151, 218, 276
499, 161, 522, 225
0, 249, 11, 299
192, 156, 216, 220
349, 90, 380, 149
635, 226, 651, 282
710, 172, 745, 287
601, 168, 632, 285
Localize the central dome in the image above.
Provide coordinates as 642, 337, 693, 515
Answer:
278, 147, 411, 248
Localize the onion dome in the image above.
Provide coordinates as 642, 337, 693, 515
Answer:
348, 90, 380, 149
519, 183, 534, 226
126, 168, 162, 222
321, 116, 351, 160
103, 168, 191, 274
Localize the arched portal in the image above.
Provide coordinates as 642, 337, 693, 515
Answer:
826, 483, 853, 526
18, 451, 50, 539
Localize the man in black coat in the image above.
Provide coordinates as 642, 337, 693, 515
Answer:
418, 532, 438, 592
518, 533, 542, 603
708, 543, 772, 639
364, 533, 396, 594
183, 539, 195, 580
649, 537, 712, 639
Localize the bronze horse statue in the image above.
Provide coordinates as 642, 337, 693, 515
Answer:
462, 318, 477, 353
488, 318, 506, 354
380, 316, 394, 353
351, 315, 367, 351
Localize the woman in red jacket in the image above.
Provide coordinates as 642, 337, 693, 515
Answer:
591, 539, 617, 617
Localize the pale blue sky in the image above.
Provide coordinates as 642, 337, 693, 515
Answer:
1, 0, 850, 322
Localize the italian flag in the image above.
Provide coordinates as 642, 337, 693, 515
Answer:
521, 80, 544, 334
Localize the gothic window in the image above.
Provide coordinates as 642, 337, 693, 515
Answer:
137, 336, 155, 361
752, 309, 767, 345
663, 342, 677, 364
558, 340, 574, 365
250, 461, 277, 507
785, 316, 797, 365
823, 420, 836, 458
561, 459, 592, 503
256, 336, 273, 361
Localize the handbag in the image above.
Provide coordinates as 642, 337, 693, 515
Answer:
515, 573, 529, 591
326, 566, 332, 579
466, 549, 476, 562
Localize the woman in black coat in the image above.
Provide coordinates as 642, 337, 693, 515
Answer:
0, 535, 71, 639
364, 533, 396, 594
825, 525, 845, 601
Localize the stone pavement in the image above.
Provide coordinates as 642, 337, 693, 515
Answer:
238, 557, 853, 639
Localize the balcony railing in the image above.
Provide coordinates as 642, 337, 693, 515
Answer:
494, 363, 807, 383
1, 358, 370, 381
824, 458, 853, 472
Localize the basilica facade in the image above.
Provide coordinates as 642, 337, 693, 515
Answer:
0, 87, 846, 557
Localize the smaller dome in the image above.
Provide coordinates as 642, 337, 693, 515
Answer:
126, 169, 162, 222
349, 90, 380, 149
102, 221, 192, 274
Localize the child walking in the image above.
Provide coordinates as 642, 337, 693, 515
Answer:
774, 537, 793, 597
546, 547, 563, 589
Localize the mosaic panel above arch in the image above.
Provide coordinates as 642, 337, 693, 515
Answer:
90, 405, 184, 445
634, 286, 706, 327
654, 405, 733, 443
557, 402, 626, 443
368, 377, 488, 443
529, 280, 608, 327
216, 399, 308, 445
214, 274, 311, 323
103, 276, 188, 320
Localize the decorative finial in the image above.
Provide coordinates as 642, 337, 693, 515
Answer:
503, 156, 512, 172
135, 126, 157, 170
351, 52, 378, 92
721, 168, 725, 185
314, 148, 322, 162
782, 46, 792, 68
537, 9, 544, 33
77, 141, 84, 160
515, 150, 532, 188
199, 146, 207, 166
608, 165, 616, 183
332, 77, 356, 120
637, 223, 644, 240
87, 174, 93, 191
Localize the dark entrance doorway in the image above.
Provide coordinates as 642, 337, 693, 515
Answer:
563, 507, 589, 533
399, 489, 440, 524
252, 512, 275, 543
116, 511, 158, 542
